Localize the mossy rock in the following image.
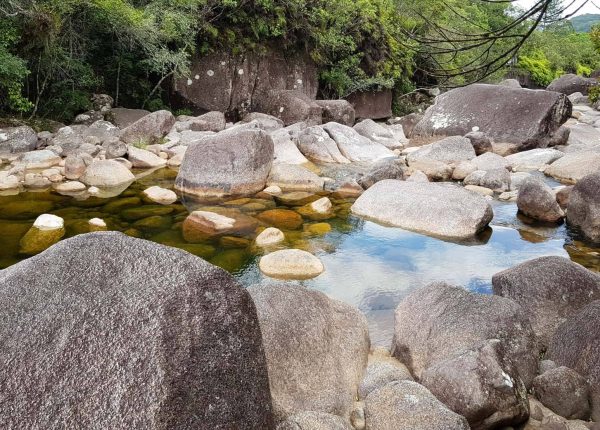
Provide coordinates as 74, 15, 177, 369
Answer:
123, 228, 143, 238
306, 223, 332, 235
223, 198, 252, 206
121, 205, 174, 221
177, 243, 217, 259
296, 204, 334, 221
19, 226, 65, 255
0, 200, 55, 220
71, 197, 113, 208
133, 215, 173, 232
209, 249, 251, 273
257, 209, 303, 230
103, 197, 142, 214
65, 219, 95, 237
219, 236, 251, 249
242, 202, 268, 212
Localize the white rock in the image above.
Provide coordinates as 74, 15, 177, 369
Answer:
263, 185, 282, 195
142, 186, 177, 205
465, 185, 494, 196
54, 181, 86, 193
34, 214, 64, 230
0, 174, 19, 190
255, 227, 285, 247
259, 249, 324, 280
127, 145, 167, 168
310, 197, 333, 214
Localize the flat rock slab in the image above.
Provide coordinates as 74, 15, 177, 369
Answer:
412, 84, 571, 149
351, 180, 493, 239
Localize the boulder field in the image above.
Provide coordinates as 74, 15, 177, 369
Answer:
1, 236, 598, 429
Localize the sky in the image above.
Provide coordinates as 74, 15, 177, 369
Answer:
516, 0, 600, 16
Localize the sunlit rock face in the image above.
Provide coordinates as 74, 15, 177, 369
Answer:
412, 84, 572, 150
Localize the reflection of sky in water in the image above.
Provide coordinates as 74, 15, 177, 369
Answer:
237, 200, 571, 347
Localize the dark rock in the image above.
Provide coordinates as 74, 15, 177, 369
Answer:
316, 100, 355, 126
548, 300, 600, 421
357, 158, 406, 189
120, 110, 175, 145
412, 84, 572, 150
173, 49, 318, 119
346, 89, 393, 120
109, 107, 150, 128
175, 128, 274, 199
517, 176, 565, 222
533, 366, 590, 420
257, 90, 322, 126
0, 232, 274, 429
391, 282, 538, 387
364, 380, 470, 430
465, 131, 493, 155
421, 339, 529, 430
492, 256, 600, 349
247, 283, 369, 424
547, 74, 598, 96
567, 172, 600, 243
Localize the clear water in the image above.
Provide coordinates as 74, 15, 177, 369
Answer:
1, 167, 599, 347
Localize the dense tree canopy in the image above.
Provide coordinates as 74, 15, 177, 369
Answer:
0, 0, 598, 121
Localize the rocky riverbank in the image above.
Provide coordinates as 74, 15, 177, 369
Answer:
1, 75, 600, 428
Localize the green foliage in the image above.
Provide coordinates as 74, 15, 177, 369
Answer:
589, 86, 600, 104
517, 22, 600, 86
0, 19, 32, 113
570, 14, 600, 33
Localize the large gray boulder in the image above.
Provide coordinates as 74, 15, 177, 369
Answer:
547, 74, 598, 95
80, 160, 135, 188
316, 100, 355, 126
421, 339, 530, 430
492, 256, 600, 349
566, 123, 600, 148
548, 300, 600, 421
175, 128, 274, 199
412, 84, 571, 150
351, 180, 493, 239
270, 128, 310, 165
391, 282, 538, 387
258, 90, 322, 126
295, 126, 350, 164
359, 349, 413, 399
120, 110, 175, 145
357, 159, 406, 189
567, 172, 600, 242
506, 148, 564, 172
532, 366, 591, 420
517, 176, 565, 223
109, 107, 150, 128
407, 136, 476, 165
353, 119, 403, 150
322, 122, 395, 162
364, 380, 470, 430
0, 232, 274, 429
545, 152, 600, 184
0, 126, 38, 153
247, 283, 369, 424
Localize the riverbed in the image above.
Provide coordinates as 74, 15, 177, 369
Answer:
1, 167, 598, 346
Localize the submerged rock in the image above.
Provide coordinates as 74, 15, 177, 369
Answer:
19, 214, 65, 255
351, 180, 493, 239
247, 283, 369, 423
0, 232, 274, 428
492, 256, 600, 349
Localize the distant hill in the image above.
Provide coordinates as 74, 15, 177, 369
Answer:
570, 14, 600, 32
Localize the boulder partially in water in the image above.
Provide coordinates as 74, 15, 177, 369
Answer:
351, 180, 493, 239
517, 176, 565, 223
0, 232, 274, 429
566, 171, 600, 242
175, 128, 274, 199
391, 282, 538, 387
492, 256, 600, 349
259, 249, 324, 280
247, 283, 369, 423
412, 84, 571, 150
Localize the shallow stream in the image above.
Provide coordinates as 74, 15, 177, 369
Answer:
1, 167, 598, 346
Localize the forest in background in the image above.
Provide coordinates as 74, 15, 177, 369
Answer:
1, 0, 600, 122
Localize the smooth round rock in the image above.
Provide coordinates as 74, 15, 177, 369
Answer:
256, 227, 285, 247
259, 249, 324, 280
